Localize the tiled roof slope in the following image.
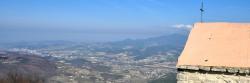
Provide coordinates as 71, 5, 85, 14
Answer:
177, 23, 250, 68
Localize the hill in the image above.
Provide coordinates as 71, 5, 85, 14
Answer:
0, 51, 57, 79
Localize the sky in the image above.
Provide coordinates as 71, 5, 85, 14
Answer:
0, 0, 250, 42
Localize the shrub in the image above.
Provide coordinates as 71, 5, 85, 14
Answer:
0, 72, 45, 83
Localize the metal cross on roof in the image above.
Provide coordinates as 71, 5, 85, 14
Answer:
200, 0, 205, 23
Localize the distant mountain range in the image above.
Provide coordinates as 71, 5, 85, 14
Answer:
103, 33, 188, 59
0, 32, 189, 60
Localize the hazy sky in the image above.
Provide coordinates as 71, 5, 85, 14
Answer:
0, 0, 250, 42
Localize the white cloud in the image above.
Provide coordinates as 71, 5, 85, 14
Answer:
172, 24, 193, 30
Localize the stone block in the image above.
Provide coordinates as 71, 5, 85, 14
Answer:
193, 80, 202, 83
177, 81, 188, 83
204, 79, 217, 83
177, 73, 187, 81
211, 67, 226, 72
227, 68, 239, 73
199, 66, 211, 71
186, 66, 199, 70
178, 65, 187, 69
188, 75, 200, 80
239, 68, 250, 74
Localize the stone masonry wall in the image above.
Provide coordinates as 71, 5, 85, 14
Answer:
177, 71, 250, 83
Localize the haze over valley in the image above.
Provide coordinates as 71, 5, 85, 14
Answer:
0, 32, 188, 83
1, 0, 250, 83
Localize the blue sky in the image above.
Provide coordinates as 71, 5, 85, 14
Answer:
0, 0, 250, 42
